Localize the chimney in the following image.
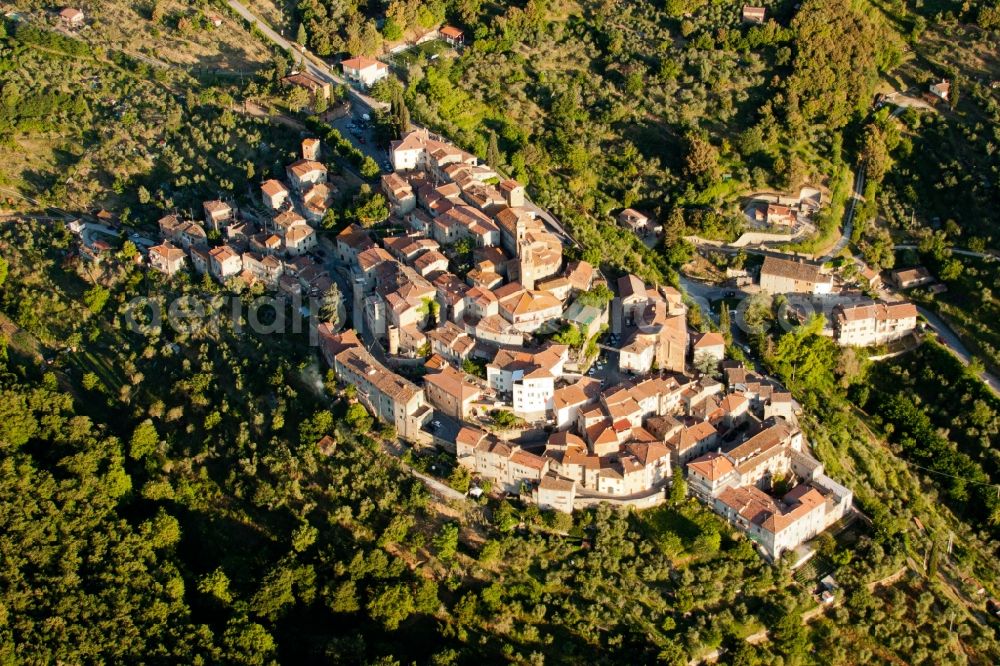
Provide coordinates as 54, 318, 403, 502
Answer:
387, 325, 400, 355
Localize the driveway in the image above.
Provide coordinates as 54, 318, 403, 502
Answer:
410, 469, 467, 502
380, 438, 468, 502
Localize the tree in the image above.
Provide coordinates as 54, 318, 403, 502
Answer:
449, 465, 471, 493
352, 191, 389, 226
395, 90, 410, 133
456, 0, 483, 22
320, 283, 343, 327
360, 156, 381, 179
415, 578, 440, 615
625, 69, 644, 95
0, 389, 38, 449
273, 52, 289, 82
313, 92, 328, 114
345, 403, 373, 433
664, 206, 685, 246
743, 292, 773, 335
693, 351, 719, 377
367, 584, 414, 630
670, 467, 687, 505
129, 419, 159, 459
577, 283, 613, 308
940, 258, 963, 282
788, 0, 897, 129
737, 125, 764, 156
980, 3, 1000, 29
418, 297, 439, 327
926, 539, 940, 577
683, 133, 719, 185
433, 522, 459, 561
861, 123, 891, 183
120, 241, 138, 261
223, 620, 276, 666
325, 579, 359, 613
291, 522, 318, 553
490, 410, 522, 430
730, 643, 762, 666
382, 17, 403, 41
487, 131, 501, 168
359, 20, 383, 56
137, 186, 151, 204
552, 323, 584, 349
719, 305, 732, 346
84, 285, 110, 314
198, 569, 233, 604
81, 372, 100, 391
296, 22, 307, 46
0, 256, 7, 287
286, 86, 310, 111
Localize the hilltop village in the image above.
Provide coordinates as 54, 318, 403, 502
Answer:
8, 1, 1000, 661
113, 126, 865, 561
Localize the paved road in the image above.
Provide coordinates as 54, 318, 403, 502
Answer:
820, 165, 864, 262
522, 199, 580, 250
329, 112, 387, 166
882, 88, 937, 112
411, 469, 467, 502
380, 438, 468, 502
225, 0, 386, 112
894, 244, 998, 261
227, 0, 576, 249
679, 274, 748, 324
912, 304, 1000, 396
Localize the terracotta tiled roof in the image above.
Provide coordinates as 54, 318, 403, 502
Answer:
617, 274, 646, 299
539, 474, 575, 492
547, 431, 587, 450
261, 179, 289, 197
727, 420, 793, 463
456, 426, 487, 448
835, 300, 918, 323
424, 365, 480, 402
761, 256, 826, 283
341, 56, 387, 71
287, 159, 326, 178
510, 449, 548, 471
693, 332, 726, 349
687, 451, 734, 480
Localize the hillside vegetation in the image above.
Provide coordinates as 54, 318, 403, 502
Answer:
381, 0, 900, 280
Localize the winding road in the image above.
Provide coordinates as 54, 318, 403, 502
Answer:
894, 244, 998, 261
911, 305, 1000, 396
819, 165, 864, 262
225, 0, 387, 112
225, 0, 580, 251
